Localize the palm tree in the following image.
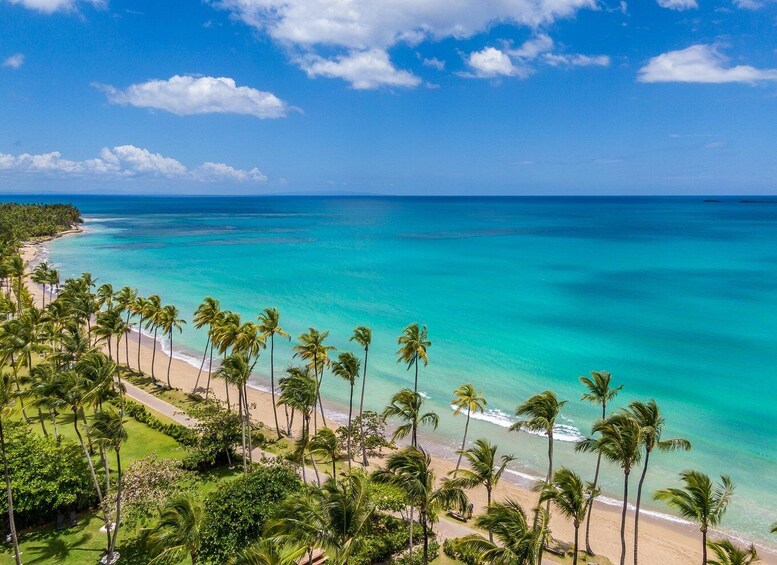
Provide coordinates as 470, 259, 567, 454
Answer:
396, 323, 430, 395
535, 468, 589, 565
6, 254, 25, 314
217, 353, 252, 473
95, 308, 124, 362
654, 470, 735, 565
31, 262, 50, 308
142, 295, 162, 382
331, 351, 361, 470
158, 304, 186, 389
383, 387, 439, 448
349, 326, 372, 467
90, 408, 128, 563
142, 494, 204, 564
451, 384, 487, 471
576, 412, 642, 565
0, 372, 21, 564
130, 295, 148, 372
511, 390, 567, 484
278, 367, 318, 483
309, 428, 341, 483
630, 400, 691, 565
706, 539, 759, 565
376, 446, 467, 565
114, 286, 137, 367
454, 500, 548, 565
192, 297, 220, 394
211, 310, 240, 406
294, 328, 335, 433
579, 369, 621, 555
96, 283, 114, 310
230, 540, 307, 565
258, 307, 290, 440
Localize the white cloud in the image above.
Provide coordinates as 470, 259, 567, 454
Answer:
543, 53, 610, 66
466, 47, 520, 78
0, 145, 267, 183
422, 57, 446, 70
300, 49, 421, 89
732, 0, 775, 8
656, 0, 698, 10
638, 44, 777, 84
508, 34, 554, 59
5, 0, 102, 13
99, 75, 291, 119
2, 53, 24, 69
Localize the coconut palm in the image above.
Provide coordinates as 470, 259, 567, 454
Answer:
654, 470, 735, 565
535, 468, 589, 565
511, 390, 567, 484
114, 286, 137, 367
230, 540, 307, 565
376, 446, 467, 565
263, 489, 326, 564
706, 539, 759, 565
451, 384, 487, 471
331, 351, 361, 470
349, 325, 372, 467
192, 297, 220, 395
396, 323, 430, 395
96, 283, 114, 310
258, 307, 290, 439
576, 412, 642, 565
211, 310, 240, 406
0, 372, 21, 564
142, 295, 162, 382
157, 304, 186, 388
130, 295, 148, 372
579, 369, 621, 555
309, 427, 341, 483
383, 387, 439, 448
142, 494, 204, 565
217, 353, 252, 472
6, 254, 25, 314
294, 328, 335, 432
630, 400, 691, 565
90, 408, 128, 563
31, 262, 50, 308
278, 367, 318, 483
94, 308, 124, 362
454, 500, 548, 565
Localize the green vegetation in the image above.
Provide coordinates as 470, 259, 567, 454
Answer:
0, 203, 81, 246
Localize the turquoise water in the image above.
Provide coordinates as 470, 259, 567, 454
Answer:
22, 196, 777, 546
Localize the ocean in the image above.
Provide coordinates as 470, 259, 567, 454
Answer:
16, 195, 777, 547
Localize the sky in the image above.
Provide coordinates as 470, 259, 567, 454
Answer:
0, 0, 776, 195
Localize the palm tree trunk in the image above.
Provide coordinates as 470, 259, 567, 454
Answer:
107, 338, 113, 363
109, 448, 123, 559
300, 415, 308, 483
151, 327, 158, 381
316, 362, 327, 430
243, 384, 253, 465
238, 388, 247, 474
413, 358, 418, 394
585, 401, 607, 556
359, 346, 368, 467
455, 408, 471, 472
633, 449, 651, 565
124, 311, 131, 369
0, 419, 22, 565
136, 316, 144, 373
701, 528, 707, 565
166, 332, 173, 388
619, 470, 630, 565
547, 431, 554, 482
205, 343, 213, 401
37, 407, 49, 436
193, 335, 210, 393
270, 335, 283, 440
422, 513, 429, 565
51, 411, 59, 438
573, 524, 580, 565
347, 382, 353, 471
313, 357, 319, 433
408, 506, 414, 562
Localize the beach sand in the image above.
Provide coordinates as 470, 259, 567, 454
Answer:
20, 239, 777, 565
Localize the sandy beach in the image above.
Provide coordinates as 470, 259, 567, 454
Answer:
20, 237, 777, 565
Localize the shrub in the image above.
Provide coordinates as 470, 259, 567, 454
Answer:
395, 540, 440, 564
336, 411, 393, 458
351, 513, 423, 565
122, 399, 196, 446
198, 459, 302, 564
443, 537, 480, 565
184, 400, 242, 470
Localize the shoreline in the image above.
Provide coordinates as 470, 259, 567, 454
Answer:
21, 233, 777, 565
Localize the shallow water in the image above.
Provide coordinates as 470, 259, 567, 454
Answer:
18, 195, 777, 546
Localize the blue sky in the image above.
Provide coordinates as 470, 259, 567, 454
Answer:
1, 0, 776, 195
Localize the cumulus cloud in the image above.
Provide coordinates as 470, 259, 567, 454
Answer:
543, 53, 610, 67
638, 44, 777, 83
508, 34, 554, 59
2, 53, 24, 69
422, 57, 446, 71
466, 47, 521, 78
0, 145, 267, 183
98, 75, 291, 119
299, 49, 421, 89
656, 0, 698, 10
5, 0, 102, 13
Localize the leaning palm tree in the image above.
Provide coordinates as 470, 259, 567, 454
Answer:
654, 470, 735, 565
157, 304, 186, 389
90, 408, 128, 564
451, 384, 487, 471
449, 438, 514, 508
511, 390, 567, 484
192, 297, 220, 394
113, 286, 137, 367
579, 369, 621, 555
453, 499, 548, 565
576, 412, 642, 565
706, 539, 759, 565
396, 323, 430, 395
331, 351, 361, 470
142, 295, 162, 382
130, 295, 148, 373
535, 468, 589, 565
293, 328, 335, 433
349, 325, 372, 467
383, 387, 439, 448
0, 372, 21, 564
309, 427, 341, 483
630, 400, 691, 565
142, 494, 204, 565
258, 307, 290, 440
230, 540, 307, 565
31, 262, 50, 308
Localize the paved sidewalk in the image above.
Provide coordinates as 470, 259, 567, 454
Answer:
122, 381, 196, 428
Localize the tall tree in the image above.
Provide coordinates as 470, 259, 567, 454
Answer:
629, 400, 691, 565
192, 297, 220, 395
579, 369, 621, 555
114, 286, 137, 368
293, 328, 335, 433
451, 384, 487, 471
217, 353, 252, 473
654, 471, 735, 565
258, 307, 290, 440
396, 323, 430, 395
309, 428, 340, 483
511, 390, 567, 484
0, 372, 21, 564
131, 295, 149, 373
383, 387, 439, 448
535, 468, 589, 565
277, 367, 318, 483
142, 295, 162, 382
577, 412, 642, 565
331, 351, 361, 470
349, 325, 372, 467
158, 305, 186, 389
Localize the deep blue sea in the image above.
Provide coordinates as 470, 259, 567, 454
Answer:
15, 195, 777, 546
